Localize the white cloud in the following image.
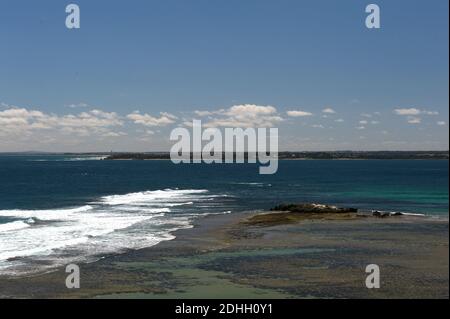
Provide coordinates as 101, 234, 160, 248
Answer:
61, 109, 123, 128
286, 110, 313, 117
200, 104, 283, 128
356, 126, 366, 130
102, 131, 127, 138
1, 108, 120, 128
394, 108, 439, 125
358, 119, 379, 125
407, 117, 421, 124
334, 118, 344, 123
182, 121, 194, 128
423, 111, 439, 115
0, 107, 123, 140
394, 108, 439, 116
311, 124, 324, 128
194, 110, 215, 117
322, 108, 336, 114
361, 112, 381, 118
437, 121, 446, 126
394, 108, 421, 115
67, 102, 89, 108
127, 111, 177, 127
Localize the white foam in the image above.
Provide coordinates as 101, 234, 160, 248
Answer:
0, 221, 30, 232
235, 182, 271, 187
99, 189, 208, 205
0, 189, 222, 275
398, 212, 426, 217
0, 205, 93, 220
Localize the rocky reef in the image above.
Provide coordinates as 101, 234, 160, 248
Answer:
244, 203, 360, 227
244, 203, 425, 227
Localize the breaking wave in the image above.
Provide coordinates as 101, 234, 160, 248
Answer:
0, 189, 230, 276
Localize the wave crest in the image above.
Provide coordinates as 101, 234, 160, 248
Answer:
0, 189, 225, 276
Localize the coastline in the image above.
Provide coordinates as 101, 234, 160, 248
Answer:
103, 158, 449, 161
0, 210, 448, 299
101, 151, 449, 161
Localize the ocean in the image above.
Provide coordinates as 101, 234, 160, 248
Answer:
0, 155, 448, 275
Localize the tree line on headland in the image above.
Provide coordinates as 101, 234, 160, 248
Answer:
103, 151, 449, 160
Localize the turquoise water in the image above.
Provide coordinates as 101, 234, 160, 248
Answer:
0, 155, 447, 274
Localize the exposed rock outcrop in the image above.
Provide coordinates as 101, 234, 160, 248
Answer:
270, 203, 358, 214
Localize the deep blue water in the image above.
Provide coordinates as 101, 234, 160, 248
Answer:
0, 155, 448, 274
0, 155, 448, 214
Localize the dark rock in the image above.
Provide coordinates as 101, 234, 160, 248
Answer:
392, 212, 404, 216
372, 211, 404, 218
270, 203, 358, 214
372, 211, 382, 217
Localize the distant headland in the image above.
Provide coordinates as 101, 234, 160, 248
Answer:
101, 151, 449, 160
0, 151, 448, 160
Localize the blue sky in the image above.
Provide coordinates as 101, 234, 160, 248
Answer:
0, 0, 448, 152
